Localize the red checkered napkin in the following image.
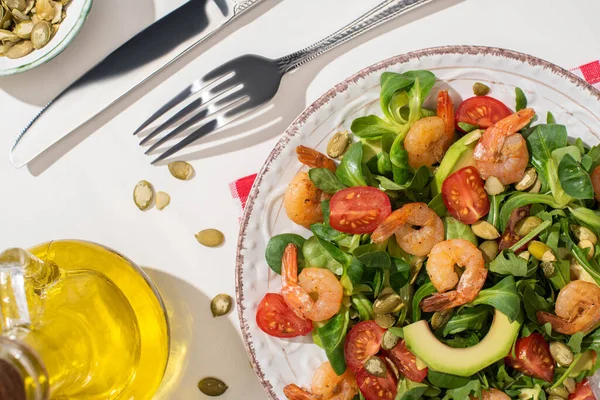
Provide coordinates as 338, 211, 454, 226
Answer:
230, 60, 600, 215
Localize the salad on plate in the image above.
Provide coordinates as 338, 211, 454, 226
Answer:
255, 69, 600, 400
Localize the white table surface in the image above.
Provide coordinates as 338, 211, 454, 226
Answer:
1, 0, 599, 398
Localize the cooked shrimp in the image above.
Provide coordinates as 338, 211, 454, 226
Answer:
473, 108, 534, 185
471, 389, 511, 400
371, 202, 444, 257
591, 165, 600, 202
421, 239, 487, 312
297, 146, 337, 173
281, 244, 343, 322
403, 91, 455, 169
284, 362, 358, 400
537, 280, 600, 334
285, 171, 330, 228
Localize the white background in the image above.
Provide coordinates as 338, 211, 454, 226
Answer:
1, 0, 599, 398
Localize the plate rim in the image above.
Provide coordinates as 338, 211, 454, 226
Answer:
0, 0, 93, 77
235, 44, 600, 400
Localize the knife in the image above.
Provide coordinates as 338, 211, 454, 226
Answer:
9, 0, 264, 168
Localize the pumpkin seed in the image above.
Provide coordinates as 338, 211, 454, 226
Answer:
515, 168, 537, 191
10, 8, 29, 21
374, 313, 396, 329
472, 82, 490, 96
327, 131, 350, 158
195, 229, 224, 247
549, 342, 574, 366
13, 19, 32, 38
50, 1, 60, 23
156, 191, 170, 210
30, 20, 49, 48
578, 239, 595, 260
528, 177, 542, 193
384, 356, 399, 380
373, 292, 403, 315
570, 225, 598, 244
4, 0, 25, 11
515, 216, 543, 237
540, 261, 556, 278
471, 220, 500, 240
5, 38, 31, 58
563, 378, 576, 394
547, 395, 566, 400
168, 161, 194, 180
484, 176, 505, 195
364, 356, 387, 378
518, 251, 530, 261
36, 0, 55, 21
210, 294, 233, 317
546, 386, 569, 399
431, 309, 453, 330
133, 180, 154, 210
479, 240, 499, 263
381, 330, 399, 351
0, 28, 20, 42
198, 377, 228, 397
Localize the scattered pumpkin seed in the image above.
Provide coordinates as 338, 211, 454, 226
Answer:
373, 292, 403, 315
195, 229, 224, 247
384, 356, 399, 380
515, 216, 543, 237
326, 131, 350, 158
549, 342, 574, 366
133, 180, 154, 210
364, 356, 387, 378
431, 309, 453, 330
570, 225, 598, 244
518, 251, 530, 261
13, 20, 32, 38
546, 386, 569, 399
540, 261, 556, 278
381, 330, 399, 351
479, 240, 499, 263
570, 258, 596, 283
471, 220, 500, 240
168, 161, 194, 180
547, 395, 565, 400
528, 177, 542, 193
515, 168, 537, 191
198, 377, 228, 397
373, 313, 396, 329
564, 378, 576, 394
5, 39, 32, 58
210, 294, 233, 317
30, 20, 50, 48
472, 82, 490, 96
578, 239, 595, 260
5, 0, 25, 11
484, 176, 505, 195
156, 191, 170, 210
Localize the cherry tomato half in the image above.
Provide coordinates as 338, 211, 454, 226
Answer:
256, 293, 313, 338
456, 96, 512, 131
441, 166, 490, 224
384, 340, 428, 383
329, 187, 392, 234
569, 379, 596, 400
356, 358, 398, 400
505, 333, 555, 382
344, 320, 386, 373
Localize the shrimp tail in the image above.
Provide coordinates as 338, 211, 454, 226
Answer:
282, 244, 299, 287
371, 210, 407, 244
284, 384, 322, 400
297, 146, 337, 173
421, 291, 461, 312
537, 310, 600, 335
437, 90, 455, 138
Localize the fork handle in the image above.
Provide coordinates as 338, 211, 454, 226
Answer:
277, 0, 433, 73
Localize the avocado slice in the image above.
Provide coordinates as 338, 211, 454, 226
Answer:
431, 129, 483, 196
403, 310, 521, 377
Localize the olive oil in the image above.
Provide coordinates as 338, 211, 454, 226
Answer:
22, 240, 170, 399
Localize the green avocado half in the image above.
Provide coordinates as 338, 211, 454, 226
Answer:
403, 309, 521, 377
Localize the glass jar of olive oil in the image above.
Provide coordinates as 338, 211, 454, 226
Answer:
0, 240, 169, 399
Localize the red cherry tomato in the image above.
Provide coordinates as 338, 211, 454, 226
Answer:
344, 321, 386, 373
568, 379, 596, 400
356, 358, 398, 400
330, 187, 392, 234
384, 340, 428, 383
256, 293, 313, 338
441, 166, 490, 224
505, 333, 555, 382
456, 96, 512, 131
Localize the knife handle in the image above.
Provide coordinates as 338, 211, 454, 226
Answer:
277, 0, 432, 74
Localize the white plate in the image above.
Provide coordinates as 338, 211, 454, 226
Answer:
235, 45, 600, 399
0, 0, 92, 76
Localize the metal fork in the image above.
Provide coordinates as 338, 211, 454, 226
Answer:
137, 0, 433, 163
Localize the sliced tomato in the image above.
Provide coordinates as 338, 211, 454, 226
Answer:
256, 293, 313, 338
330, 187, 392, 234
505, 333, 555, 382
441, 166, 490, 224
344, 321, 386, 373
356, 359, 398, 400
569, 379, 596, 400
456, 96, 512, 131
498, 205, 531, 251
384, 340, 428, 382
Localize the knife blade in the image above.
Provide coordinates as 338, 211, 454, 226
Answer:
9, 0, 263, 168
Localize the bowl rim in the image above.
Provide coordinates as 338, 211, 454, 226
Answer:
235, 45, 600, 400
0, 0, 93, 77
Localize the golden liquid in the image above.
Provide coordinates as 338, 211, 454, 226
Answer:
27, 240, 169, 400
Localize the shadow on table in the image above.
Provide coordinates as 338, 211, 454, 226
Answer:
143, 267, 264, 400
